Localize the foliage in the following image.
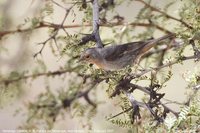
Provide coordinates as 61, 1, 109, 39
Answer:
0, 0, 200, 132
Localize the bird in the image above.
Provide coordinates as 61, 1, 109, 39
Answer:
79, 34, 174, 71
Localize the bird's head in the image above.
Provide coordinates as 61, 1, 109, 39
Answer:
79, 48, 101, 63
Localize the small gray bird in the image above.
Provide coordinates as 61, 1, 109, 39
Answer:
79, 34, 174, 71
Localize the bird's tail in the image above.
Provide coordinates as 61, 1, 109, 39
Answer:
140, 33, 175, 54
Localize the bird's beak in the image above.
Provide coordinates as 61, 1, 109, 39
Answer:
78, 56, 84, 62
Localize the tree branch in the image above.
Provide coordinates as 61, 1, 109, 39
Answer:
62, 78, 103, 108
33, 1, 77, 57
124, 91, 141, 122
131, 55, 196, 79
135, 0, 193, 29
92, 0, 103, 47
0, 68, 78, 85
0, 22, 172, 40
107, 55, 197, 120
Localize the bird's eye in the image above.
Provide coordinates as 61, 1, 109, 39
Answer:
85, 55, 90, 58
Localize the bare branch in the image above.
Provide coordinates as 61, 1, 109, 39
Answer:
135, 0, 193, 29
189, 39, 200, 61
124, 91, 141, 122
0, 22, 172, 40
92, 0, 103, 47
51, 0, 66, 10
131, 55, 196, 79
33, 1, 76, 57
0, 68, 78, 85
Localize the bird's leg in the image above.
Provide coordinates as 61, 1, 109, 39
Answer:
133, 56, 145, 71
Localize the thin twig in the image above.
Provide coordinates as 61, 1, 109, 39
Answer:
107, 107, 132, 120
160, 102, 178, 117
33, 1, 77, 57
63, 78, 103, 107
0, 22, 172, 39
135, 0, 193, 29
131, 55, 196, 79
51, 0, 66, 10
0, 69, 76, 85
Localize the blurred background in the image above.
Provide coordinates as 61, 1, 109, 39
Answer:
0, 0, 198, 131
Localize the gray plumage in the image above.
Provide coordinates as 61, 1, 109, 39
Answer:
80, 34, 174, 70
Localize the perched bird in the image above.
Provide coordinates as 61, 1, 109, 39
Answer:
79, 34, 174, 71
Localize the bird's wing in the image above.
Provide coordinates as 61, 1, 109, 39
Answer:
101, 41, 150, 61
102, 34, 174, 61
